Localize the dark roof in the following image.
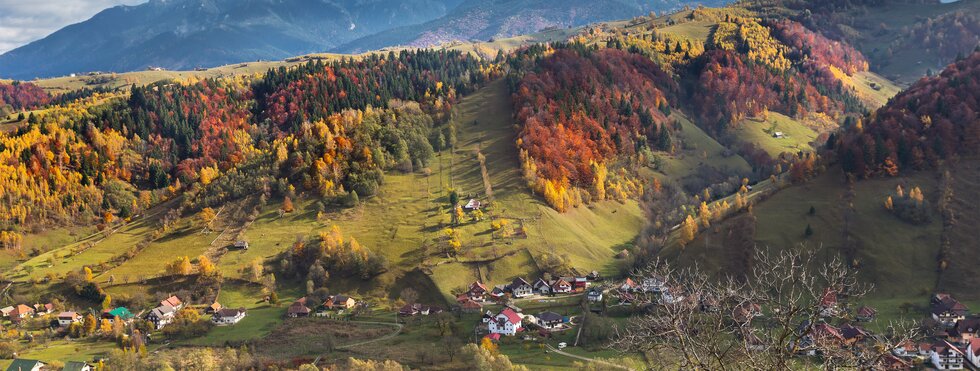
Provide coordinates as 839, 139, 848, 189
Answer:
932, 297, 969, 316
63, 361, 89, 371
955, 318, 980, 333
510, 277, 530, 288
856, 306, 877, 317
6, 359, 44, 371
215, 308, 246, 317
538, 311, 562, 322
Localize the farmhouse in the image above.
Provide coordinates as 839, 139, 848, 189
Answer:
856, 306, 877, 322
63, 361, 93, 371
819, 288, 839, 317
587, 288, 603, 303
325, 295, 356, 310
641, 276, 666, 293
287, 298, 311, 318
619, 278, 638, 292
0, 306, 13, 318
551, 278, 572, 294
9, 304, 34, 323
536, 311, 563, 329
32, 303, 53, 315
951, 318, 980, 344
932, 294, 969, 327
507, 277, 533, 298
966, 338, 980, 369
488, 308, 523, 336
460, 300, 483, 313
101, 307, 134, 322
5, 359, 45, 371
489, 286, 507, 302
146, 305, 176, 329
160, 296, 184, 310
463, 199, 482, 210
57, 312, 81, 327
466, 281, 489, 302
929, 340, 965, 370
212, 308, 246, 325
532, 278, 552, 295
206, 302, 222, 314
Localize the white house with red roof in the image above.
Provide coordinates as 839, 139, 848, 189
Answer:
966, 338, 980, 369
488, 307, 523, 336
930, 340, 965, 370
819, 288, 839, 317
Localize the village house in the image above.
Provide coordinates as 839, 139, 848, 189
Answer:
206, 302, 222, 314
466, 281, 489, 302
536, 311, 563, 330
488, 307, 523, 336
489, 286, 507, 302
5, 359, 45, 371
659, 287, 684, 305
587, 288, 603, 303
879, 354, 911, 370
573, 277, 589, 291
532, 278, 552, 295
641, 276, 666, 293
57, 311, 81, 327
551, 278, 572, 294
212, 308, 246, 325
0, 306, 13, 318
63, 361, 93, 371
232, 240, 249, 250
463, 199, 482, 210
932, 294, 969, 327
146, 305, 176, 329
287, 298, 311, 318
965, 338, 980, 369
619, 278, 639, 292
891, 340, 921, 359
839, 324, 870, 346
101, 307, 134, 322
930, 340, 965, 370
950, 318, 980, 344
460, 300, 483, 313
32, 303, 53, 315
325, 295, 356, 310
856, 305, 877, 322
733, 302, 763, 324
507, 277, 533, 298
481, 310, 494, 323
819, 288, 839, 317
160, 296, 184, 310
10, 304, 34, 323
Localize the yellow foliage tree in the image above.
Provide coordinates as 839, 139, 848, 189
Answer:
680, 215, 698, 246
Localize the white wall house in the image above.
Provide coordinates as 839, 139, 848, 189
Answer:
930, 341, 965, 370
488, 308, 522, 336
212, 308, 246, 325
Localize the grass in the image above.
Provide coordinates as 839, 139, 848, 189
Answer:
733, 112, 818, 157
937, 158, 980, 299
678, 168, 942, 299
841, 71, 903, 109
648, 112, 752, 182
659, 21, 716, 42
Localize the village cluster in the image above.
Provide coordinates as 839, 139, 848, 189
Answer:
889, 293, 980, 370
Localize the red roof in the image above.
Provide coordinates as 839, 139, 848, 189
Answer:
485, 333, 501, 341
970, 338, 980, 357
622, 278, 637, 288
469, 281, 488, 293
461, 300, 483, 309
498, 308, 521, 324
161, 296, 182, 308
819, 288, 837, 306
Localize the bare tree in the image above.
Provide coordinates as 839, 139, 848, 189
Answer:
612, 247, 919, 370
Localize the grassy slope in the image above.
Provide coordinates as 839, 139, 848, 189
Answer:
646, 112, 752, 183
733, 112, 818, 157
937, 158, 980, 300
678, 168, 942, 300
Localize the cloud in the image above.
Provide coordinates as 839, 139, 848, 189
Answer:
0, 0, 146, 54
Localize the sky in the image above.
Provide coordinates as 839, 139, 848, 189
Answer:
0, 0, 146, 54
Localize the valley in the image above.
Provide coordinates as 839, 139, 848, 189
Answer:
0, 0, 978, 369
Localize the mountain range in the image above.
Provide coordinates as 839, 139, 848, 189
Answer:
0, 0, 725, 80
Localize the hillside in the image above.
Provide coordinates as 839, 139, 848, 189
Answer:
0, 0, 462, 79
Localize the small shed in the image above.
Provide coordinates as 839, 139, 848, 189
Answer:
232, 241, 249, 250
463, 199, 482, 210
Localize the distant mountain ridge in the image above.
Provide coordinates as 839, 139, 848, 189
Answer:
337, 0, 728, 53
0, 0, 724, 80
0, 0, 463, 79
